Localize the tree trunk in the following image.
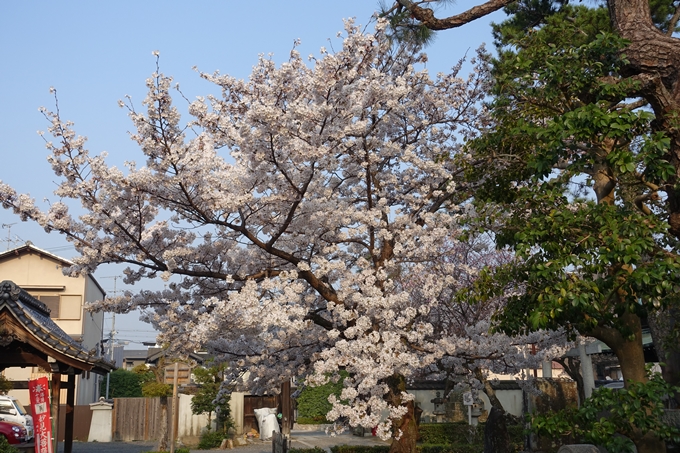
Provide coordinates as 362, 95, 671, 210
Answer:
554, 357, 586, 405
386, 374, 418, 453
484, 406, 510, 453
157, 396, 169, 452
647, 307, 680, 408
474, 369, 511, 453
590, 312, 667, 453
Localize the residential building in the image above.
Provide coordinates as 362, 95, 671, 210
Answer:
0, 242, 106, 405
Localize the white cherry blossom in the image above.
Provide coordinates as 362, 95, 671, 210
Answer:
0, 19, 567, 449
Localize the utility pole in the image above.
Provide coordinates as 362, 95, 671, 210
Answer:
101, 276, 121, 399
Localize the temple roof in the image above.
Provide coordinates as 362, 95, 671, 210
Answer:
0, 280, 113, 375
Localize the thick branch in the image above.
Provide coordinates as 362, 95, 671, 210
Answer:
396, 0, 515, 30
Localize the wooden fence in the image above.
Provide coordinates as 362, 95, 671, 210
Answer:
112, 397, 172, 442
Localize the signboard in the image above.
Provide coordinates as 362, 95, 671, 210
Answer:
164, 363, 192, 385
29, 377, 53, 453
462, 391, 474, 406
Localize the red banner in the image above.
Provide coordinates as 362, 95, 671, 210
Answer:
28, 377, 52, 453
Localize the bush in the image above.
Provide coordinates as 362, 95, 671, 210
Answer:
418, 422, 523, 453
295, 416, 331, 425
330, 446, 390, 453
290, 448, 326, 453
100, 368, 144, 398
197, 429, 228, 450
297, 371, 348, 423
419, 422, 480, 445
0, 436, 18, 453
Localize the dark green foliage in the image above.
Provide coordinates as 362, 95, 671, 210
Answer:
290, 448, 326, 453
0, 375, 12, 395
197, 428, 228, 450
141, 381, 173, 398
132, 364, 157, 387
463, 2, 680, 338
418, 422, 523, 453
419, 422, 479, 444
190, 364, 232, 433
296, 372, 348, 423
330, 445, 391, 453
378, 0, 438, 46
0, 436, 18, 453
100, 368, 144, 398
532, 374, 680, 453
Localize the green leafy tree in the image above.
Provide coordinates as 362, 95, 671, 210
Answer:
190, 364, 232, 433
100, 368, 145, 398
532, 373, 680, 452
0, 375, 12, 395
387, 0, 680, 405
452, 4, 680, 452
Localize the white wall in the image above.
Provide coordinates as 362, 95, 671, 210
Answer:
177, 393, 213, 439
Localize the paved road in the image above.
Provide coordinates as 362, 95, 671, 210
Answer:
54, 430, 388, 453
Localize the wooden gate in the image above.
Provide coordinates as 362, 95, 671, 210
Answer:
243, 393, 295, 434
56, 405, 92, 441
243, 395, 278, 434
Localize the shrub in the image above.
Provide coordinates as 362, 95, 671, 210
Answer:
419, 422, 480, 445
290, 448, 326, 453
0, 436, 18, 453
297, 371, 348, 423
197, 428, 228, 450
330, 446, 390, 453
418, 421, 523, 453
100, 368, 144, 398
0, 375, 12, 395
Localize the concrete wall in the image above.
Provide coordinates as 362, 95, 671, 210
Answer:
177, 393, 213, 439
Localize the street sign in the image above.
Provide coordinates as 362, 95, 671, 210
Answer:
462, 391, 474, 406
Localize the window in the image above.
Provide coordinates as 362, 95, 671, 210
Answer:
29, 294, 82, 320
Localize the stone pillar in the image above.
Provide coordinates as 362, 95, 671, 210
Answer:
542, 361, 553, 379
578, 341, 594, 399
88, 397, 113, 442
230, 392, 245, 435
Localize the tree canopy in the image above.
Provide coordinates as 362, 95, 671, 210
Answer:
0, 18, 569, 453
385, 1, 680, 452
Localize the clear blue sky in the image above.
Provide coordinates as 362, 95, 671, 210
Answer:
0, 1, 504, 346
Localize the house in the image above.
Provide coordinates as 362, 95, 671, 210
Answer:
0, 242, 107, 406
121, 349, 149, 370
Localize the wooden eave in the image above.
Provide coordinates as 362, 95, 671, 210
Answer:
0, 280, 113, 375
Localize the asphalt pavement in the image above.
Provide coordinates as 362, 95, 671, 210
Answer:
54, 430, 389, 453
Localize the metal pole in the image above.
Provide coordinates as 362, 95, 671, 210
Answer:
105, 313, 115, 399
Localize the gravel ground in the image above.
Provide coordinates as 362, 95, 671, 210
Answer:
53, 430, 388, 453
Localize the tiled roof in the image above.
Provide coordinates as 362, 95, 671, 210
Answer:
0, 280, 113, 374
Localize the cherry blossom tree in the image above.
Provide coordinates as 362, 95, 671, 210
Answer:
0, 19, 567, 453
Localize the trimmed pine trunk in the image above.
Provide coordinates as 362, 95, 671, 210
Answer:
386, 374, 418, 453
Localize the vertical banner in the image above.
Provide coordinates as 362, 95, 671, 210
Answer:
29, 377, 53, 453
